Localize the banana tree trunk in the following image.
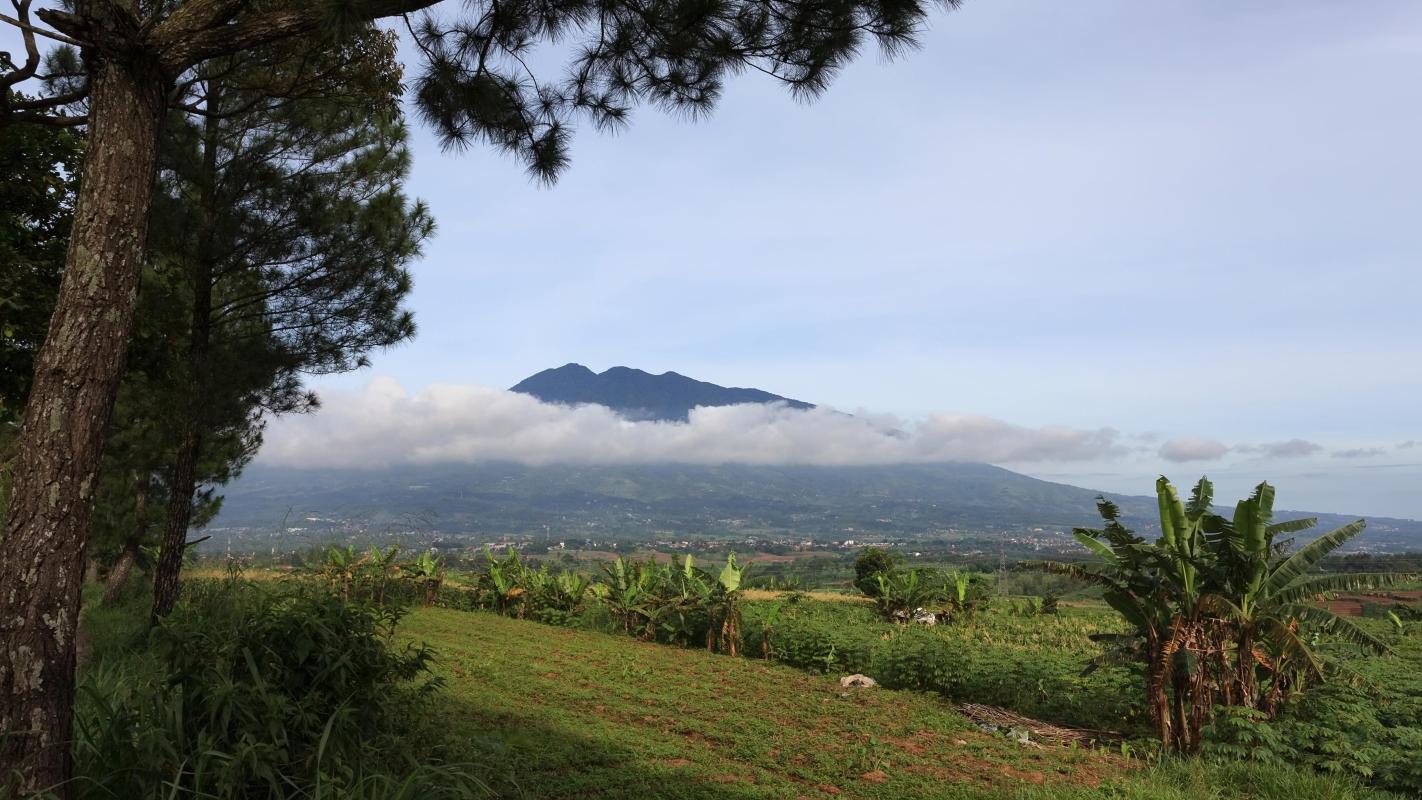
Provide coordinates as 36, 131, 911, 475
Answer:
0, 55, 166, 797
1235, 630, 1258, 710
1144, 632, 1174, 751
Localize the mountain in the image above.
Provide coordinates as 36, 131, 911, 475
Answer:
211, 367, 1422, 554
212, 461, 1422, 553
510, 363, 814, 422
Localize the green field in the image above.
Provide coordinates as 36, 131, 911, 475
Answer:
397, 607, 1391, 800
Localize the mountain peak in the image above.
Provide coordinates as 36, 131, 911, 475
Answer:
510, 364, 813, 422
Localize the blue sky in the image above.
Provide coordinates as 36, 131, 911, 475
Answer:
358, 0, 1420, 421
10, 2, 1419, 516
270, 1, 1422, 516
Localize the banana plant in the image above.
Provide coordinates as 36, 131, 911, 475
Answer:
363, 545, 401, 606
405, 550, 446, 608
1156, 476, 1209, 608
600, 556, 652, 634
949, 570, 971, 610
1200, 482, 1398, 711
706, 554, 747, 655
478, 548, 533, 615
945, 570, 990, 617
654, 555, 712, 646
872, 568, 945, 622
1033, 489, 1214, 751
524, 567, 591, 624
758, 601, 786, 659
1029, 476, 1406, 754
319, 545, 370, 604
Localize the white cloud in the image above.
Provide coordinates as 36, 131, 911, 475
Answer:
1332, 447, 1387, 459
1158, 437, 1230, 463
1235, 439, 1324, 459
259, 378, 1126, 468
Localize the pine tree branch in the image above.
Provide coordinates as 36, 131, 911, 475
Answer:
5, 110, 88, 126
0, 11, 84, 47
1, 1, 43, 90
150, 0, 248, 50
158, 0, 446, 74
9, 88, 88, 112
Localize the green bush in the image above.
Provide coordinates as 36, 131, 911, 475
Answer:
71, 578, 484, 799
1201, 623, 1422, 796
742, 600, 1144, 733
853, 546, 900, 597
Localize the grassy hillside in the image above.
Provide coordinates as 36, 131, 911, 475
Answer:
399, 608, 1390, 800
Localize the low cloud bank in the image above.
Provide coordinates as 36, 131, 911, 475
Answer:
1158, 437, 1231, 463
1160, 437, 1342, 463
1236, 439, 1324, 459
260, 378, 1126, 468
1333, 447, 1388, 459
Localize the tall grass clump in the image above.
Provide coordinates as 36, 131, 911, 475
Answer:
65, 576, 484, 799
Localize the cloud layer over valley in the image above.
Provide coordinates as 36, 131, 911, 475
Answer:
262, 378, 1127, 468
256, 378, 1421, 517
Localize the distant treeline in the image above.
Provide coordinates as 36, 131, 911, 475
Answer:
1319, 551, 1422, 574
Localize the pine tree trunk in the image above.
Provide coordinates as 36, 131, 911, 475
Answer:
103, 542, 140, 605
0, 57, 166, 796
103, 477, 148, 605
102, 540, 141, 606
151, 90, 221, 621
150, 409, 203, 619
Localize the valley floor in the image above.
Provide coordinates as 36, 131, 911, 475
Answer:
400, 608, 1390, 800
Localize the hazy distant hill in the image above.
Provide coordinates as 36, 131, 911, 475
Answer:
510, 363, 813, 421
215, 461, 1422, 552
218, 462, 1108, 535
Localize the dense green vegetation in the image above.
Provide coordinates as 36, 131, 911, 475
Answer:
376, 480, 1420, 798
54, 535, 1422, 799
1202, 620, 1422, 792
1033, 479, 1404, 755
402, 605, 1395, 800
60, 577, 481, 800
747, 598, 1140, 733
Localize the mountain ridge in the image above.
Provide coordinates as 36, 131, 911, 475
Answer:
510, 363, 814, 422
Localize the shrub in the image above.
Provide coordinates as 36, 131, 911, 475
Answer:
71, 578, 483, 799
1200, 623, 1422, 796
741, 599, 1145, 733
853, 546, 900, 597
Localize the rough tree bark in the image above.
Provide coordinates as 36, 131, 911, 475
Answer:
102, 538, 141, 606
150, 86, 220, 621
0, 56, 167, 795
148, 367, 205, 618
